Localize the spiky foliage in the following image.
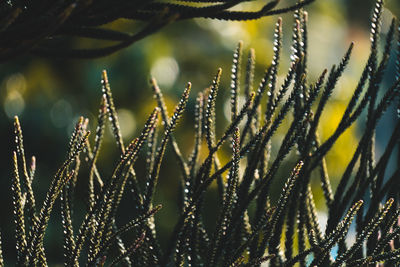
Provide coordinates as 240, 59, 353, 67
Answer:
2, 0, 400, 266
0, 0, 315, 61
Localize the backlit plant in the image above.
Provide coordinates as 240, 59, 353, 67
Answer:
2, 0, 400, 266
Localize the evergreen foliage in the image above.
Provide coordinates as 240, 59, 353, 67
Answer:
0, 0, 314, 61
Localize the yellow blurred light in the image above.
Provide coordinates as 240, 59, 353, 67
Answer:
319, 103, 358, 178
4, 90, 25, 118
6, 73, 26, 94
151, 57, 180, 89
117, 108, 136, 140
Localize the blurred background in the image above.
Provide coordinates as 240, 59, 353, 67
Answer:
0, 0, 399, 264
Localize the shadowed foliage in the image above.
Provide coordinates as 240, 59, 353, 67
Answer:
0, 0, 314, 61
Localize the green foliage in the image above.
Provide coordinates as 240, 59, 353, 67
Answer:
0, 0, 314, 61
2, 0, 400, 266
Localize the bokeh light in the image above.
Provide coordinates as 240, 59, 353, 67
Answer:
150, 57, 180, 89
